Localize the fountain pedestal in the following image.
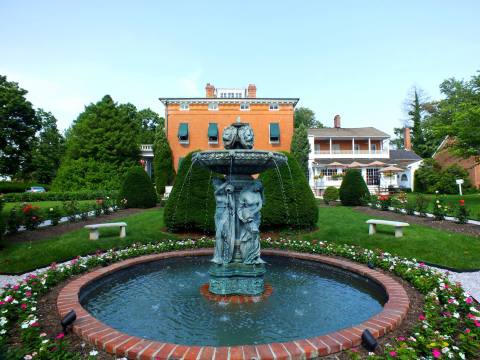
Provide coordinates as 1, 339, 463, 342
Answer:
209, 262, 266, 295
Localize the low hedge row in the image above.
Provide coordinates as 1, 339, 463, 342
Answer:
0, 239, 478, 359
1, 190, 118, 203
0, 182, 50, 194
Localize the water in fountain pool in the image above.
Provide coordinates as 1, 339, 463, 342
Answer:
81, 256, 387, 346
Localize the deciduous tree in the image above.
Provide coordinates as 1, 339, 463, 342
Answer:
294, 107, 323, 128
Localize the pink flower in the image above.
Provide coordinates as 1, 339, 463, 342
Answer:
465, 328, 471, 334
389, 351, 397, 357
444, 283, 449, 289
21, 303, 27, 310
5, 296, 13, 303
50, 262, 57, 270
25, 291, 31, 297
443, 311, 452, 317
55, 332, 65, 340
467, 313, 475, 319
419, 262, 425, 268
13, 285, 20, 290
396, 336, 405, 341
474, 320, 480, 327
418, 313, 426, 321
448, 298, 454, 303
30, 322, 39, 327
432, 348, 441, 358
466, 297, 473, 304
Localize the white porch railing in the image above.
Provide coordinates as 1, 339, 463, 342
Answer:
313, 149, 389, 158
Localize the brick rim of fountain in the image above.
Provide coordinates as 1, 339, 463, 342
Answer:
57, 248, 410, 360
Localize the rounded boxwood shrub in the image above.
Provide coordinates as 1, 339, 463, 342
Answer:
164, 151, 217, 233
259, 152, 318, 230
323, 186, 339, 204
339, 169, 369, 206
119, 166, 157, 208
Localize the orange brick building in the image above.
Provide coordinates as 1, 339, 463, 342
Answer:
160, 84, 299, 171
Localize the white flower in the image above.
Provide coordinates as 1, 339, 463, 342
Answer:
459, 353, 466, 359
24, 355, 32, 360
89, 350, 98, 356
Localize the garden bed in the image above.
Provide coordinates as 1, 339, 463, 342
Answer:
0, 239, 478, 359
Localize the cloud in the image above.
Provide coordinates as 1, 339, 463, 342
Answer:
177, 70, 203, 97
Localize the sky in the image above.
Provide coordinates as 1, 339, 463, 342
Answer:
1, 1, 479, 135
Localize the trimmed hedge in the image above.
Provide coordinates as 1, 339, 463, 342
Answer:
1, 190, 118, 203
119, 166, 157, 208
0, 182, 50, 194
323, 186, 339, 204
164, 151, 217, 233
259, 152, 318, 230
339, 169, 369, 206
153, 127, 175, 196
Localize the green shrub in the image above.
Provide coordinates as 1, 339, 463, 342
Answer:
0, 199, 5, 248
47, 206, 62, 226
0, 181, 50, 194
21, 204, 42, 230
339, 169, 370, 206
153, 127, 175, 196
164, 151, 217, 233
414, 159, 472, 194
6, 207, 22, 233
456, 199, 469, 224
1, 190, 117, 203
415, 194, 429, 216
436, 164, 472, 194
119, 166, 157, 208
323, 186, 339, 205
259, 152, 318, 230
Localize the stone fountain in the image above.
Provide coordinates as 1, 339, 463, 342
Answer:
193, 119, 287, 296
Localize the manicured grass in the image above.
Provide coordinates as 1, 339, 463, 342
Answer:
300, 206, 480, 270
0, 208, 176, 274
2, 200, 97, 216
1, 205, 479, 274
406, 193, 480, 220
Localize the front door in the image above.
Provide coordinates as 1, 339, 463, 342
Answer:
366, 168, 380, 185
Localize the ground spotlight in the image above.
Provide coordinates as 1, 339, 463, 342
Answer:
61, 309, 77, 333
362, 329, 378, 351
367, 261, 375, 269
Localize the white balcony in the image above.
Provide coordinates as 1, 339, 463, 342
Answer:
313, 149, 389, 158
140, 144, 154, 157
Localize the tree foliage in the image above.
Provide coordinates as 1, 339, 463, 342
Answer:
390, 127, 405, 150
294, 107, 323, 128
119, 166, 157, 208
138, 108, 164, 144
164, 151, 217, 233
290, 123, 310, 176
29, 109, 65, 184
259, 152, 318, 230
414, 158, 472, 194
53, 95, 141, 190
339, 169, 369, 206
153, 126, 175, 196
429, 72, 480, 161
0, 75, 41, 177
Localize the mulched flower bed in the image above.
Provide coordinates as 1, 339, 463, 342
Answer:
1, 239, 479, 359
354, 206, 480, 237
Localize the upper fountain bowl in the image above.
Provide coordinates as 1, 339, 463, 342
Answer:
193, 150, 287, 176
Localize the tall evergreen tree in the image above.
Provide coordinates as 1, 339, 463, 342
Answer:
30, 109, 65, 184
390, 127, 405, 149
290, 123, 310, 176
409, 89, 425, 154
53, 95, 141, 190
0, 75, 41, 177
153, 126, 175, 196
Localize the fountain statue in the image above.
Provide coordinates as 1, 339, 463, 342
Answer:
194, 118, 287, 295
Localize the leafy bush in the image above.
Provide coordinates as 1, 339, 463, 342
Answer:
0, 199, 5, 248
119, 166, 157, 208
0, 182, 50, 194
63, 200, 80, 222
432, 193, 447, 221
1, 190, 117, 203
164, 151, 217, 233
415, 159, 473, 194
6, 207, 22, 233
378, 194, 391, 211
259, 152, 318, 230
436, 164, 472, 194
153, 127, 175, 196
339, 169, 370, 206
404, 198, 416, 215
323, 186, 339, 205
47, 207, 62, 226
456, 199, 469, 224
21, 204, 42, 230
415, 194, 429, 216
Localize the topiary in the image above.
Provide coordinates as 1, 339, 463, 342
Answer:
164, 151, 217, 233
323, 186, 339, 205
339, 169, 369, 206
153, 127, 175, 196
119, 166, 157, 208
259, 152, 318, 230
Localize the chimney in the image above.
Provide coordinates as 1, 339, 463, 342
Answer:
334, 114, 341, 128
247, 84, 257, 98
404, 127, 412, 150
205, 83, 215, 98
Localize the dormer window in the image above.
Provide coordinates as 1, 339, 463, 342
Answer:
208, 102, 218, 111
269, 103, 279, 111
240, 102, 250, 111
178, 123, 189, 144
179, 102, 189, 111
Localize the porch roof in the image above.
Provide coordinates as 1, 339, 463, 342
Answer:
308, 127, 389, 138
312, 158, 407, 169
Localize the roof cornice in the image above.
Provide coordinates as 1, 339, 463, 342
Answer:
159, 97, 299, 106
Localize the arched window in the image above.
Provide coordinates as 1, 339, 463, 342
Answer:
401, 174, 408, 182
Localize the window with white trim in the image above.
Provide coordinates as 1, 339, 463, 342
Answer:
208, 102, 218, 111
320, 168, 336, 179
269, 103, 279, 111
240, 102, 250, 111
179, 102, 189, 111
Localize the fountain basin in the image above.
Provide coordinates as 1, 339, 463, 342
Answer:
193, 150, 287, 175
58, 249, 409, 359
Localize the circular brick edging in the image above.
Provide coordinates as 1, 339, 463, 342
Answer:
57, 249, 410, 360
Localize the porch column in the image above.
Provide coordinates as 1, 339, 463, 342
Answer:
368, 138, 371, 155
352, 138, 355, 155
329, 138, 332, 155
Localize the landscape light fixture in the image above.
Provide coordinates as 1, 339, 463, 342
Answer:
61, 309, 77, 333
367, 261, 375, 269
362, 329, 378, 351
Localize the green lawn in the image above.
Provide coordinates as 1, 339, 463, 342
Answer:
2, 200, 97, 216
406, 193, 480, 220
0, 208, 176, 274
301, 206, 480, 270
1, 205, 479, 274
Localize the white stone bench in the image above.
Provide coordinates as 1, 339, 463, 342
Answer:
84, 222, 127, 240
366, 219, 409, 238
